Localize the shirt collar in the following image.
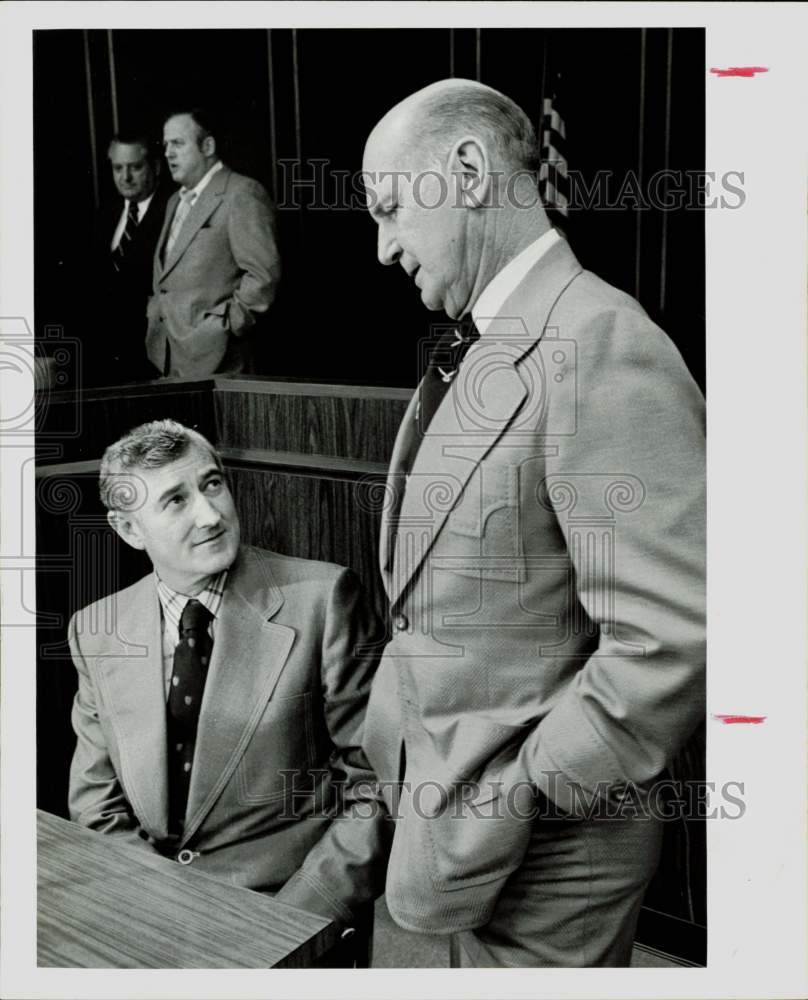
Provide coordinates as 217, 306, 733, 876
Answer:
127, 192, 154, 221
472, 228, 561, 335
156, 568, 228, 632
181, 160, 224, 202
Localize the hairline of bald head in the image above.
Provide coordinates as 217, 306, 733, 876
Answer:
382, 80, 540, 182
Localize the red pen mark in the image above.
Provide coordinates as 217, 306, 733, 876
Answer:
712, 714, 767, 725
710, 66, 769, 78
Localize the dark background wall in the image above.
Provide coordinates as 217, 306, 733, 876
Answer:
34, 27, 705, 389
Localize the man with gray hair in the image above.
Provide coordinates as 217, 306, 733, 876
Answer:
361, 79, 705, 966
68, 419, 388, 964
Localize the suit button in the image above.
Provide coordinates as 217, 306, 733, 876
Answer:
393, 613, 409, 632
176, 849, 199, 865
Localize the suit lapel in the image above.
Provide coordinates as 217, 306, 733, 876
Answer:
181, 548, 295, 843
387, 340, 528, 608
154, 190, 178, 279
137, 188, 169, 246
94, 576, 169, 839
158, 167, 230, 279
103, 200, 124, 249
387, 237, 583, 607
379, 388, 420, 599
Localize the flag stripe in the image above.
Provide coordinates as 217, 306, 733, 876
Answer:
538, 74, 569, 218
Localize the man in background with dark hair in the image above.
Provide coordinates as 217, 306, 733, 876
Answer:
146, 108, 281, 378
88, 132, 170, 385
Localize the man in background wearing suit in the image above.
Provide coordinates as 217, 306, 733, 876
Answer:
146, 109, 281, 378
88, 133, 170, 385
68, 419, 388, 964
361, 79, 705, 966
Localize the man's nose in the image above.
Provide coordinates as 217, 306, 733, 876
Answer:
377, 227, 401, 267
193, 493, 221, 528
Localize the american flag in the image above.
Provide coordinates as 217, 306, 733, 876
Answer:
538, 72, 569, 223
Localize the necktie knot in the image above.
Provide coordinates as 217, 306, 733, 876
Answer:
127, 199, 139, 222
180, 599, 212, 637
457, 312, 480, 344
427, 315, 480, 371
412, 316, 482, 438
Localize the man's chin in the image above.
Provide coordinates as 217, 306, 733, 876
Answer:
196, 536, 238, 571
419, 288, 444, 312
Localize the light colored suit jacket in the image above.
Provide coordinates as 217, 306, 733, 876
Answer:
68, 546, 389, 924
363, 237, 706, 933
146, 167, 281, 378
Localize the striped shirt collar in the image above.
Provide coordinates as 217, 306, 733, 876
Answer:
155, 569, 228, 633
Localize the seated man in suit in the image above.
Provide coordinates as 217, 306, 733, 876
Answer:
146, 108, 282, 378
87, 132, 171, 385
68, 419, 389, 963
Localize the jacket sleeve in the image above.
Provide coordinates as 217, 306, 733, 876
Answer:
225, 178, 282, 337
274, 570, 391, 926
527, 303, 706, 814
67, 613, 157, 851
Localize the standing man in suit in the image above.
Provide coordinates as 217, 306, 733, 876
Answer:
361, 79, 706, 966
147, 109, 281, 378
88, 132, 170, 384
68, 419, 388, 963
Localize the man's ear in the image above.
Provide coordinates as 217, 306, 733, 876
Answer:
201, 134, 216, 158
450, 136, 490, 209
107, 509, 146, 551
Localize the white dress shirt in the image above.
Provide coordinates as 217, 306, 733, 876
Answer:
181, 159, 224, 202
164, 161, 225, 258
110, 193, 155, 251
472, 228, 561, 335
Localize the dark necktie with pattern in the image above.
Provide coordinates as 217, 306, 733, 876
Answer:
419, 313, 480, 431
399, 313, 481, 479
167, 599, 213, 835
112, 199, 140, 273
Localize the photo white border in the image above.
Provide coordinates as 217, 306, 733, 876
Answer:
2, 2, 806, 998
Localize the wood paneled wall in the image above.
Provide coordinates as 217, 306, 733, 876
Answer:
214, 380, 410, 464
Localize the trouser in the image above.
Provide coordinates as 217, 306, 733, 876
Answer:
451, 794, 664, 967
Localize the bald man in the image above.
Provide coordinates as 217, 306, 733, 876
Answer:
361, 80, 705, 967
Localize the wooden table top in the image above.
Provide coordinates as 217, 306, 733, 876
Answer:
37, 810, 337, 968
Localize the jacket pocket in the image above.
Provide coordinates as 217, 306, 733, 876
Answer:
235, 691, 316, 805
200, 300, 230, 332
441, 460, 528, 583
420, 762, 534, 890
